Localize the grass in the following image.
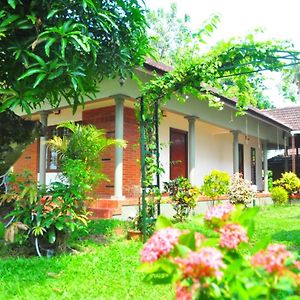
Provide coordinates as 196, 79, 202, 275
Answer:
0, 205, 300, 299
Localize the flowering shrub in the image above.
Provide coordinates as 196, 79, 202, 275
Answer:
139, 204, 300, 299
271, 186, 289, 205
228, 173, 255, 207
201, 170, 230, 204
273, 172, 300, 196
164, 177, 200, 222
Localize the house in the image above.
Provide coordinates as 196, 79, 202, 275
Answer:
262, 106, 300, 179
12, 58, 296, 217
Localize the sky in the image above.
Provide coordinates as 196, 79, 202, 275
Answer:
145, 0, 300, 107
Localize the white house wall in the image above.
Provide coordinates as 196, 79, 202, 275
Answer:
160, 110, 263, 190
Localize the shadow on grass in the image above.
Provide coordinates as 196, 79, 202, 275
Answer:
272, 230, 300, 247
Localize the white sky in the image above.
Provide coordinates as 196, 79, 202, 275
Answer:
145, 0, 300, 107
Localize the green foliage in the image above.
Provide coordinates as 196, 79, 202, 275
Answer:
140, 205, 300, 299
201, 170, 230, 202
141, 35, 300, 114
146, 3, 220, 65
273, 172, 300, 196
228, 173, 255, 207
1, 172, 89, 250
0, 0, 149, 113
272, 186, 289, 205
48, 122, 125, 200
164, 177, 199, 222
268, 170, 273, 191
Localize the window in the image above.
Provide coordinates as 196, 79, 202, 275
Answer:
251, 147, 256, 184
238, 144, 244, 177
46, 126, 72, 171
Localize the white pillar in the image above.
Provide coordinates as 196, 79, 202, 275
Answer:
113, 96, 125, 199
263, 141, 269, 193
38, 111, 49, 186
231, 130, 239, 174
185, 116, 198, 185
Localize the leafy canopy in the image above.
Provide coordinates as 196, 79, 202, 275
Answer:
142, 35, 300, 113
0, 0, 149, 114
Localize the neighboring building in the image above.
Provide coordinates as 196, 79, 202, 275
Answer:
13, 59, 294, 203
262, 106, 300, 180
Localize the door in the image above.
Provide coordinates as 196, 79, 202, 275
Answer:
170, 128, 188, 179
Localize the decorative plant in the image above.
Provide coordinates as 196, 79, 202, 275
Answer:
271, 186, 289, 205
1, 173, 89, 254
48, 122, 126, 200
273, 172, 300, 197
139, 204, 300, 299
228, 173, 255, 207
201, 170, 230, 205
164, 177, 199, 222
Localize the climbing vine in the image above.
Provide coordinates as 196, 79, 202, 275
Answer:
137, 36, 300, 240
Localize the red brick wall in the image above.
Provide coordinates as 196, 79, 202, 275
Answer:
13, 139, 39, 180
123, 107, 141, 197
82, 106, 116, 198
82, 105, 140, 198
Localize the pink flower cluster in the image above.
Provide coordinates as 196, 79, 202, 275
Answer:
141, 227, 181, 263
204, 203, 234, 222
176, 247, 225, 280
220, 223, 248, 250
175, 283, 192, 300
251, 244, 293, 274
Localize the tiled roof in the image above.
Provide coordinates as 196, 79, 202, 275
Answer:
262, 106, 300, 131
144, 57, 173, 73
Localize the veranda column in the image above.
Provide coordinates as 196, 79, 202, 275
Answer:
38, 111, 49, 186
291, 134, 296, 173
231, 130, 239, 174
263, 141, 269, 193
185, 116, 198, 185
113, 96, 125, 199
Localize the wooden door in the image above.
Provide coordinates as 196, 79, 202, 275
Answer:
170, 128, 188, 179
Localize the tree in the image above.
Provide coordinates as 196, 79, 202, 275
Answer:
146, 3, 220, 66
0, 0, 149, 113
0, 0, 149, 174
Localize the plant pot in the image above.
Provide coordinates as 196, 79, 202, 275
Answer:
127, 229, 142, 241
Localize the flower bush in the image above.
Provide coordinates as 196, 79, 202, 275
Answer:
164, 177, 200, 222
139, 204, 300, 299
201, 170, 230, 204
273, 172, 300, 197
228, 173, 255, 207
271, 186, 289, 205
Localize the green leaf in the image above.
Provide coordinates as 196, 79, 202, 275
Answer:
47, 9, 59, 19
173, 244, 190, 257
55, 222, 64, 231
48, 230, 56, 244
44, 37, 56, 57
0, 222, 5, 238
0, 14, 19, 27
18, 68, 42, 80
178, 231, 195, 250
27, 52, 46, 67
155, 215, 172, 230
8, 0, 17, 9
33, 73, 46, 88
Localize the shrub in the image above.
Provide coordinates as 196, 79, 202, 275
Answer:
164, 177, 199, 222
48, 122, 125, 200
271, 186, 289, 205
0, 173, 89, 254
139, 205, 300, 299
273, 172, 300, 196
228, 173, 255, 207
201, 170, 230, 204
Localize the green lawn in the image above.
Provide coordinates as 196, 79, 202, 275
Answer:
0, 205, 300, 300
